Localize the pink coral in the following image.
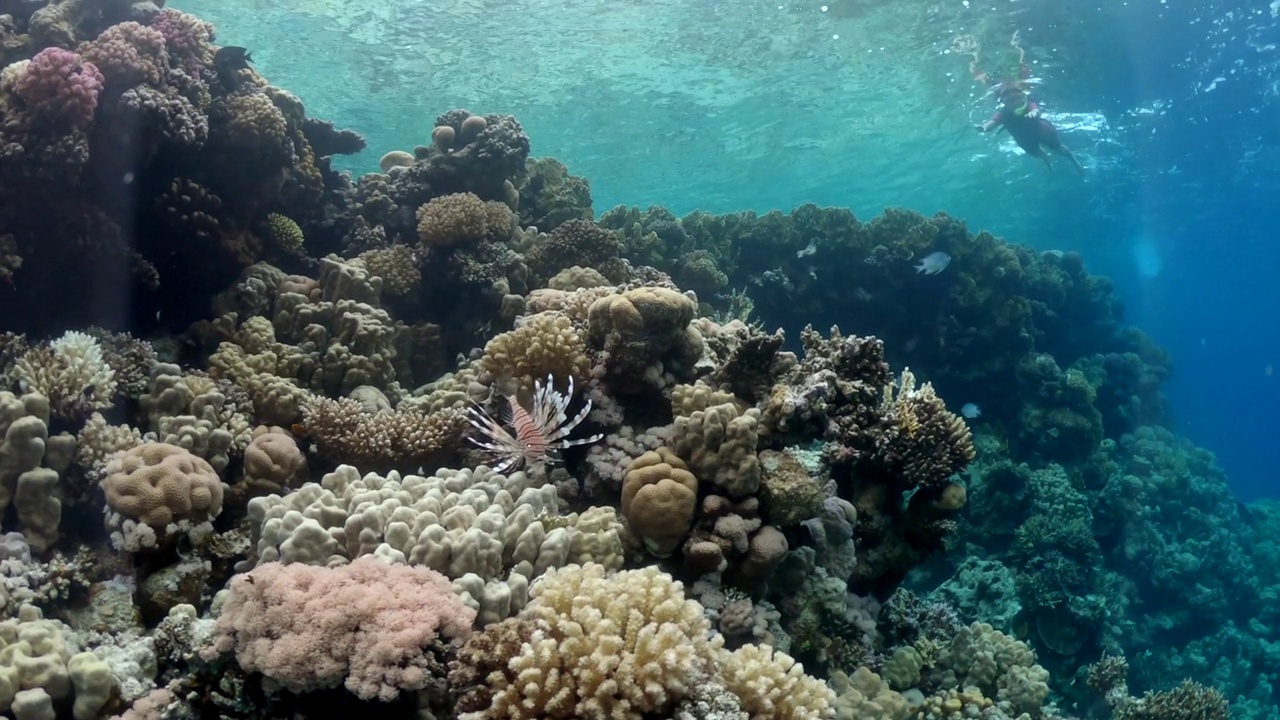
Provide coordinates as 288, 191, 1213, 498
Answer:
14, 48, 104, 131
150, 9, 214, 74
206, 557, 476, 701
79, 21, 169, 90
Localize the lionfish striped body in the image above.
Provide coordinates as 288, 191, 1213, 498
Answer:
466, 375, 603, 473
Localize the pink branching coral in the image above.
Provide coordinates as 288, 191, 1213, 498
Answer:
150, 8, 215, 74
206, 557, 476, 701
79, 21, 169, 91
14, 48, 105, 131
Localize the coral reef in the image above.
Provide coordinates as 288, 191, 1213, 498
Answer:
0, 4, 1260, 720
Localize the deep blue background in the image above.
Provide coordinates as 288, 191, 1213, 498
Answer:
1052, 0, 1280, 500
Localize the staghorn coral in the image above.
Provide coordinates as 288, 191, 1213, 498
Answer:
205, 557, 475, 701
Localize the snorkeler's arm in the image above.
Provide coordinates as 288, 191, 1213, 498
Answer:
975, 110, 1004, 132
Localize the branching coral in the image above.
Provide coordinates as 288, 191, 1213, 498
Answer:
526, 218, 627, 282
720, 643, 836, 720
13, 48, 104, 131
299, 395, 467, 468
480, 311, 590, 393
416, 192, 494, 247
9, 331, 119, 423
873, 368, 974, 490
463, 563, 723, 720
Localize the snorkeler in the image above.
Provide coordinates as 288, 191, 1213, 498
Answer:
975, 84, 1084, 173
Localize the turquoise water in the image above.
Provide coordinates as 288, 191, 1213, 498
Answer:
3, 0, 1278, 718
177, 0, 1280, 502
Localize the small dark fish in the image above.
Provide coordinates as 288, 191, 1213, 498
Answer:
213, 46, 254, 90
82, 384, 95, 400
214, 46, 254, 72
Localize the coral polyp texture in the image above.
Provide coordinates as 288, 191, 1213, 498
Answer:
0, 3, 1265, 720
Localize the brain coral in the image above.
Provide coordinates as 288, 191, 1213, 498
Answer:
621, 448, 698, 556
102, 442, 224, 526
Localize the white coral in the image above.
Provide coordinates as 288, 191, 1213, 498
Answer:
12, 331, 117, 418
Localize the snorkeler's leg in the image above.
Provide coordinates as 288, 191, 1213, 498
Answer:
1053, 144, 1085, 174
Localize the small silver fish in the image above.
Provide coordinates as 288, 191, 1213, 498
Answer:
916, 251, 951, 275
960, 402, 981, 419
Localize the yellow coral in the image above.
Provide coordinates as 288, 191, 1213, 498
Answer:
416, 192, 505, 247
265, 213, 304, 251
720, 643, 836, 720
480, 312, 590, 394
471, 563, 722, 720
358, 244, 421, 297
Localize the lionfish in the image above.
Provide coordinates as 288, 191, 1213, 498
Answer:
466, 375, 603, 473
